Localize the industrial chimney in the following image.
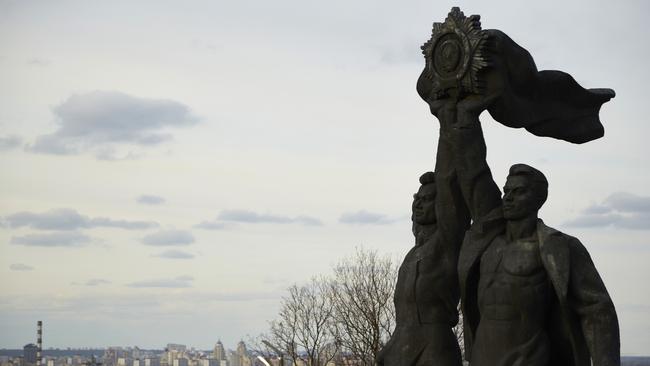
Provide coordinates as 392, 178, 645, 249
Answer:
37, 321, 42, 366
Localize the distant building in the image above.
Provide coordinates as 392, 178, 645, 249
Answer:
228, 342, 251, 366
172, 359, 187, 366
166, 345, 186, 353
199, 360, 217, 366
24, 344, 38, 365
143, 359, 159, 366
212, 342, 226, 362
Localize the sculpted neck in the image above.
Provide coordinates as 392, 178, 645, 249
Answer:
505, 214, 538, 242
414, 222, 438, 246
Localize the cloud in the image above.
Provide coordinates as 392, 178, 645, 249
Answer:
153, 250, 195, 259
11, 232, 91, 247
604, 192, 650, 213
85, 279, 111, 286
27, 58, 51, 66
565, 192, 650, 230
28, 90, 198, 159
136, 195, 165, 205
194, 221, 228, 230
4, 208, 158, 230
9, 263, 34, 271
217, 209, 322, 226
126, 275, 194, 288
339, 210, 397, 225
141, 230, 195, 246
0, 135, 22, 151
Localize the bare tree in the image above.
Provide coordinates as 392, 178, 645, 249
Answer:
327, 248, 398, 366
261, 279, 339, 366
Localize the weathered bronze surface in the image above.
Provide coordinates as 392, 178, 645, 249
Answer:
379, 7, 620, 366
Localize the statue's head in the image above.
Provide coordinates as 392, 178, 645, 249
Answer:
503, 164, 548, 220
412, 171, 437, 225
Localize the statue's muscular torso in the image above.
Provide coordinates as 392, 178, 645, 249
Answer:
471, 235, 551, 366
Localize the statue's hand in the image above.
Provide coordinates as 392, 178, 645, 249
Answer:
456, 93, 499, 128
429, 98, 456, 131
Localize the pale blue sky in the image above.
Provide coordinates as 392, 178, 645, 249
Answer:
1, 0, 648, 354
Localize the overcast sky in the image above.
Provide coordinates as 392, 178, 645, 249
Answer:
1, 0, 649, 355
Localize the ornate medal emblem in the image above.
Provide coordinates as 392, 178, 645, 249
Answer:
421, 7, 489, 98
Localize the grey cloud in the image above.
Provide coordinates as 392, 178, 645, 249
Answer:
9, 263, 34, 271
154, 250, 195, 259
194, 221, 228, 230
4, 208, 158, 230
294, 215, 323, 226
137, 195, 165, 205
141, 230, 195, 246
564, 213, 622, 228
604, 192, 650, 213
85, 279, 111, 286
94, 148, 139, 161
11, 232, 91, 247
126, 275, 194, 288
27, 58, 51, 66
28, 90, 198, 159
0, 135, 22, 151
582, 204, 612, 215
217, 209, 322, 226
565, 192, 650, 230
339, 210, 396, 225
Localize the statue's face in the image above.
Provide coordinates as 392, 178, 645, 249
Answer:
502, 175, 540, 220
413, 183, 437, 225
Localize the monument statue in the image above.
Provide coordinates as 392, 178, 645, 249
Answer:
378, 7, 621, 366
376, 168, 468, 366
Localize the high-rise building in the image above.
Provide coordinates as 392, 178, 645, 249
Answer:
23, 344, 38, 365
143, 359, 159, 366
229, 342, 251, 366
212, 342, 226, 361
172, 359, 187, 366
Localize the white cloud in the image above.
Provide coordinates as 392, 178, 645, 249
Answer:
136, 195, 166, 205
141, 230, 195, 246
339, 210, 398, 225
9, 263, 34, 271
0, 135, 22, 151
85, 279, 111, 286
29, 91, 198, 159
194, 221, 228, 230
565, 192, 650, 230
4, 208, 158, 230
153, 249, 195, 259
217, 209, 322, 226
126, 275, 194, 288
11, 232, 91, 247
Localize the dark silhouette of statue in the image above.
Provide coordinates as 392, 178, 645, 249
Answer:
436, 94, 620, 366
376, 167, 468, 366
399, 7, 620, 366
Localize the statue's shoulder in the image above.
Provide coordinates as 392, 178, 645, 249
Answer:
537, 220, 590, 257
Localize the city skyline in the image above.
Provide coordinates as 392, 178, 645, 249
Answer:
1, 0, 649, 354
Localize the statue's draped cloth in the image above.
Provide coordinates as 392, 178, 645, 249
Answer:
417, 29, 615, 144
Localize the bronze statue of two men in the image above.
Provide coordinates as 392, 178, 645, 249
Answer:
378, 8, 620, 366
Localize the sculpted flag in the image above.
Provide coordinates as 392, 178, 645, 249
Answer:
417, 8, 614, 144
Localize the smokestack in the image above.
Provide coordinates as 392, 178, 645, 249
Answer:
37, 321, 42, 366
